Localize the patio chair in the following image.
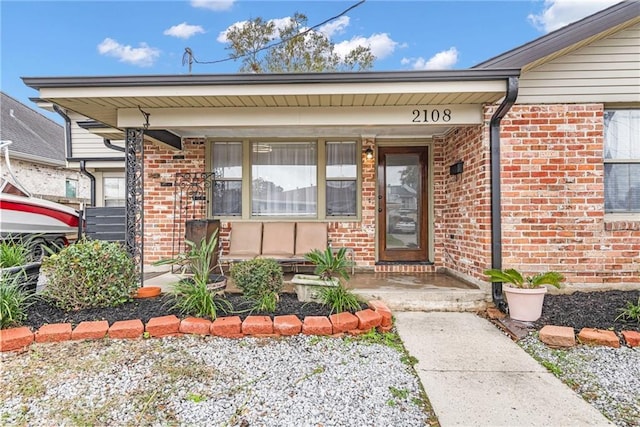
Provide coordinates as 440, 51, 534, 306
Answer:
259, 222, 295, 261
294, 222, 328, 258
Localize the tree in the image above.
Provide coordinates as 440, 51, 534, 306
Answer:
399, 166, 419, 190
224, 13, 375, 73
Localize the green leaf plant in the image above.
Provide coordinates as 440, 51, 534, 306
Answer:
484, 268, 564, 289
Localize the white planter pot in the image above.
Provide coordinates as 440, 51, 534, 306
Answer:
291, 274, 339, 303
503, 286, 547, 322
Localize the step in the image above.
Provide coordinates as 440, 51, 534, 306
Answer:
353, 288, 489, 312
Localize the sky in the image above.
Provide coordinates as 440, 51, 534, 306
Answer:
0, 0, 622, 123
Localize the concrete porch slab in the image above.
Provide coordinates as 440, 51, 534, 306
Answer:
144, 271, 489, 312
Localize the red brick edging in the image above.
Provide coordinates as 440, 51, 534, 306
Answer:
0, 300, 394, 352
539, 324, 638, 349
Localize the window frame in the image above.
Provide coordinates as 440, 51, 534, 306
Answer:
325, 140, 358, 217
102, 175, 126, 207
603, 108, 640, 219
211, 141, 244, 217
65, 178, 78, 199
207, 138, 362, 221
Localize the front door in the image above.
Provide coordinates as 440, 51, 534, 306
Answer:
377, 146, 428, 262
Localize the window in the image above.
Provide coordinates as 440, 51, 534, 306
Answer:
210, 139, 359, 219
604, 110, 640, 213
326, 141, 357, 216
212, 142, 242, 216
252, 142, 316, 216
103, 177, 126, 207
65, 178, 78, 198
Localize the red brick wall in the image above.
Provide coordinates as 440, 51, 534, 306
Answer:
436, 125, 491, 282
499, 104, 640, 286
144, 139, 206, 265
143, 137, 437, 273
142, 107, 639, 288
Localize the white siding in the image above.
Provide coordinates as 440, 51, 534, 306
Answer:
517, 23, 640, 104
69, 112, 125, 159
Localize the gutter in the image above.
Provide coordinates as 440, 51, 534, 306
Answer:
23, 68, 521, 88
489, 76, 519, 312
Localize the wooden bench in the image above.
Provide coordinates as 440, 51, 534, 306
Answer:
218, 222, 331, 274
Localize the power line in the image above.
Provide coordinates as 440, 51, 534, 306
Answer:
182, 0, 366, 72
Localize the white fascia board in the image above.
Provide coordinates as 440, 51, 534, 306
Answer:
117, 104, 483, 128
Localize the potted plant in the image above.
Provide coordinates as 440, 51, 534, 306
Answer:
292, 247, 352, 302
154, 230, 226, 293
484, 268, 564, 322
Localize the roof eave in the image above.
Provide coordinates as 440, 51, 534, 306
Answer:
22, 69, 521, 90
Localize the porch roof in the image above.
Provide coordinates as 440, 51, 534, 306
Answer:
23, 68, 519, 140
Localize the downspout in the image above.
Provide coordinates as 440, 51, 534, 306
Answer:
52, 105, 72, 159
79, 160, 96, 206
490, 76, 519, 312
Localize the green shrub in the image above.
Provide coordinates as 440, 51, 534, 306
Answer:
230, 258, 283, 312
320, 284, 362, 314
41, 239, 137, 311
0, 239, 31, 268
168, 278, 231, 320
0, 274, 34, 329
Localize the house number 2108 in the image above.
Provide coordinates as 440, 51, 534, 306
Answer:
411, 109, 452, 123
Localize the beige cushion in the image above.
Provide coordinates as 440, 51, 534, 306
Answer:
226, 222, 262, 258
260, 222, 295, 258
294, 222, 328, 257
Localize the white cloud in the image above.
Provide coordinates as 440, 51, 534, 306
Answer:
164, 22, 205, 39
335, 33, 398, 59
527, 0, 620, 33
191, 0, 235, 11
97, 38, 161, 67
216, 20, 245, 43
319, 16, 350, 38
403, 47, 459, 70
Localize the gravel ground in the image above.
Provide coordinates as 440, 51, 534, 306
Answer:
1, 334, 436, 426
518, 289, 640, 427
519, 334, 640, 427
5, 286, 640, 426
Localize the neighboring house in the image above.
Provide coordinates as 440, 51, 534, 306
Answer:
0, 92, 90, 207
23, 1, 639, 298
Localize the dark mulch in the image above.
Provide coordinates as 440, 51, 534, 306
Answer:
22, 292, 367, 330
534, 290, 640, 332
20, 288, 640, 332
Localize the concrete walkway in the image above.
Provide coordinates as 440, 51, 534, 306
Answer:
395, 312, 613, 427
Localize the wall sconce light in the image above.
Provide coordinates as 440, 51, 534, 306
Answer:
449, 160, 464, 175
365, 147, 374, 160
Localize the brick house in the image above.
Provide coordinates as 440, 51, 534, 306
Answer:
23, 1, 639, 302
0, 91, 90, 206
